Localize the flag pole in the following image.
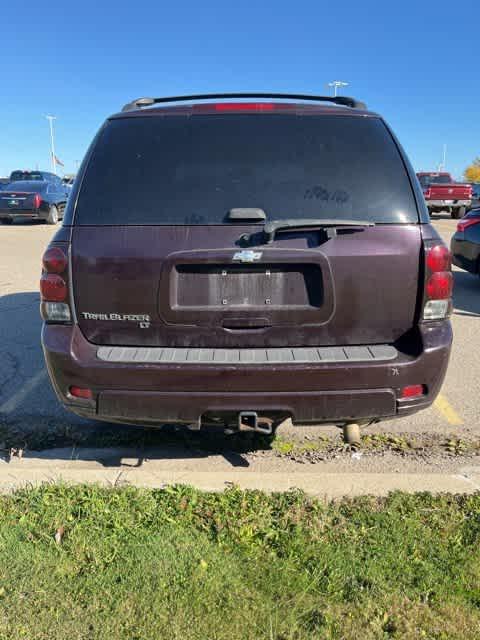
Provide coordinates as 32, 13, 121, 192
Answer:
45, 115, 57, 174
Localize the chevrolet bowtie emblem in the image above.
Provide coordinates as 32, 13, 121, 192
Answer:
232, 250, 263, 263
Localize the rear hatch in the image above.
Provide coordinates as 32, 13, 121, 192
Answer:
427, 184, 472, 200
0, 185, 39, 210
71, 109, 422, 349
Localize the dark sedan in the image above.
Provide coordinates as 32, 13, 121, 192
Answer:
0, 180, 67, 225
451, 208, 480, 277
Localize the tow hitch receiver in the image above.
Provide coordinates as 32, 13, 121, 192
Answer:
238, 411, 273, 435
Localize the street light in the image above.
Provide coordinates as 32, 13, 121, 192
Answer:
327, 81, 349, 97
45, 115, 57, 174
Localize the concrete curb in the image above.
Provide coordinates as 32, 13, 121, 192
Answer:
1, 466, 479, 497
1, 448, 479, 497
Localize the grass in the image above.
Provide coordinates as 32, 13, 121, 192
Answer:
0, 487, 479, 638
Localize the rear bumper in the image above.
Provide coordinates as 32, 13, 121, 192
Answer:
42, 323, 453, 426
426, 200, 471, 208
0, 209, 43, 220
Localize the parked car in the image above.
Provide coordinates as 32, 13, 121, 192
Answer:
62, 175, 75, 190
469, 183, 480, 210
0, 179, 67, 224
40, 93, 453, 443
451, 208, 480, 277
417, 172, 472, 219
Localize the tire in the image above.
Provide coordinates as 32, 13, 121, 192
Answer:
1, 218, 13, 225
46, 206, 59, 225
452, 207, 466, 220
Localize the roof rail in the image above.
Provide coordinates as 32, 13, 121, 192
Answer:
121, 93, 367, 113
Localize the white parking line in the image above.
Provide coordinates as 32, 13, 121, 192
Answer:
0, 369, 47, 414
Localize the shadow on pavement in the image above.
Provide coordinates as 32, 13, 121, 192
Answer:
0, 291, 277, 466
0, 423, 276, 468
428, 211, 459, 222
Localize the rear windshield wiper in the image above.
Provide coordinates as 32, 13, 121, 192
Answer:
263, 218, 375, 243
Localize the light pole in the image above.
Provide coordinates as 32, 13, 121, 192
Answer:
437, 145, 447, 172
45, 115, 57, 174
327, 80, 349, 97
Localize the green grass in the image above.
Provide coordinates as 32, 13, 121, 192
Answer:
0, 486, 480, 639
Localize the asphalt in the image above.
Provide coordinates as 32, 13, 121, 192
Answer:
0, 215, 479, 495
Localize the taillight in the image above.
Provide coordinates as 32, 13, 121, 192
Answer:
33, 194, 42, 209
426, 272, 453, 300
423, 243, 453, 321
40, 274, 68, 301
42, 247, 68, 273
426, 244, 451, 272
423, 188, 432, 199
457, 217, 480, 233
40, 246, 71, 322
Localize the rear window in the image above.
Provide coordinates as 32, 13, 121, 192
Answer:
10, 171, 44, 181
418, 174, 452, 187
75, 114, 418, 225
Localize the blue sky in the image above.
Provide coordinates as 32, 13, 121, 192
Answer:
0, 0, 478, 179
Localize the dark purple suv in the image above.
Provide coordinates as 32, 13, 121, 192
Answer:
40, 93, 453, 440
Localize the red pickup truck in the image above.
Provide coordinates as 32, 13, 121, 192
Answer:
417, 172, 472, 219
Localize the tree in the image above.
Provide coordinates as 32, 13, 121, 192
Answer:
464, 157, 480, 183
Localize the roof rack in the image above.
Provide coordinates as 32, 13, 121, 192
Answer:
121, 92, 367, 113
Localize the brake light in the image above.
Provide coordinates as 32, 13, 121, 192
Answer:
423, 243, 453, 321
33, 194, 42, 208
42, 247, 68, 273
40, 274, 68, 301
423, 188, 432, 199
457, 217, 480, 232
426, 244, 451, 272
40, 246, 71, 322
213, 102, 276, 112
426, 272, 453, 300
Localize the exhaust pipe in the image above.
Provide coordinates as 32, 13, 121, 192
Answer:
238, 411, 273, 435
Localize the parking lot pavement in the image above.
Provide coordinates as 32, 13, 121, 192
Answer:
0, 216, 478, 445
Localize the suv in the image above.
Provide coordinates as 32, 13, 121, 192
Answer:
40, 93, 453, 442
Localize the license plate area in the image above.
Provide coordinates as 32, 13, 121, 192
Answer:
158, 248, 334, 328
175, 263, 323, 309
